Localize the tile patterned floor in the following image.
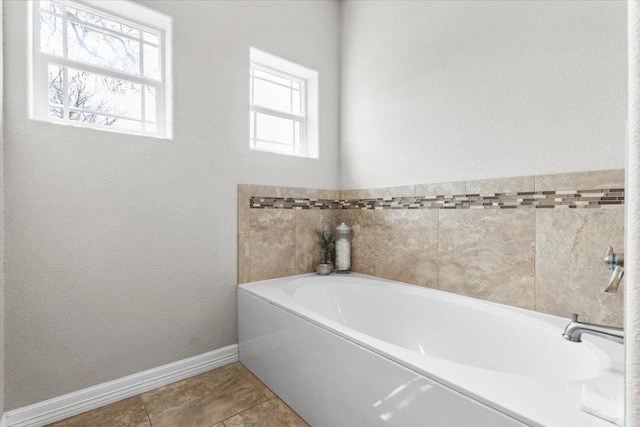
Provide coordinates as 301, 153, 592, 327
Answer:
48, 362, 309, 427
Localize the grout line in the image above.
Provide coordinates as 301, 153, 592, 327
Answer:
256, 385, 271, 400
140, 395, 154, 427
50, 363, 271, 427
294, 208, 299, 275
532, 170, 538, 312
238, 368, 274, 401
218, 395, 269, 425
373, 210, 378, 277
237, 188, 243, 286
436, 208, 440, 290
532, 212, 537, 311
275, 397, 310, 426
246, 203, 251, 283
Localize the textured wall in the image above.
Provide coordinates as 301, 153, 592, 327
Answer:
340, 0, 627, 188
240, 170, 625, 327
627, 1, 640, 424
0, 0, 4, 414
3, 0, 340, 410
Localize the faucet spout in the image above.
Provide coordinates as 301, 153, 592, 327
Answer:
562, 313, 624, 344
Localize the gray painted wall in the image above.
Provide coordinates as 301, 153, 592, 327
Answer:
3, 0, 340, 410
0, 0, 4, 415
340, 0, 627, 188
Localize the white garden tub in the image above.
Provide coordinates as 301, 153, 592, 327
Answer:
238, 273, 623, 427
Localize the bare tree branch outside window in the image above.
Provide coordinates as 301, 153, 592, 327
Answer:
42, 4, 157, 127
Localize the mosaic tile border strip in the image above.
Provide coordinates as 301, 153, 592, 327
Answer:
250, 188, 625, 210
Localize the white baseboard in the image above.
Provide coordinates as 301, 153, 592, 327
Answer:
1, 344, 238, 427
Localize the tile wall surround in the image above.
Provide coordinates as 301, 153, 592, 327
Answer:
237, 185, 340, 285
238, 169, 625, 327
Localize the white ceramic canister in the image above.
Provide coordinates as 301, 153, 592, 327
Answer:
335, 222, 352, 272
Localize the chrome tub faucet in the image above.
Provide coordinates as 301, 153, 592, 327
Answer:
562, 313, 624, 344
561, 245, 625, 344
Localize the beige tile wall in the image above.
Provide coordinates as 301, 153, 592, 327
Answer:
238, 185, 339, 283
438, 209, 536, 309
238, 169, 625, 326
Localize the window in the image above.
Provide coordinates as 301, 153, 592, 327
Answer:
250, 47, 318, 158
32, 0, 172, 138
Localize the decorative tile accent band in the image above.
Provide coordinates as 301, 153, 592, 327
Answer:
250, 198, 339, 210
250, 189, 625, 210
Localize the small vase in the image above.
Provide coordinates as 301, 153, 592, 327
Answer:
316, 263, 332, 276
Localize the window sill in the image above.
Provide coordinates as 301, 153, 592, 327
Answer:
30, 116, 173, 141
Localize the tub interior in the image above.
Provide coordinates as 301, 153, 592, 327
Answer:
291, 281, 607, 380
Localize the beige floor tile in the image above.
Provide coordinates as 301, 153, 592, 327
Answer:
233, 361, 250, 374
222, 398, 309, 427
234, 362, 276, 399
141, 364, 267, 427
46, 396, 150, 427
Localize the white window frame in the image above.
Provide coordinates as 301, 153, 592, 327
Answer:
249, 47, 319, 158
30, 0, 173, 139
250, 63, 307, 156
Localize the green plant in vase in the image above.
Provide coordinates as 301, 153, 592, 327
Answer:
316, 227, 335, 275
